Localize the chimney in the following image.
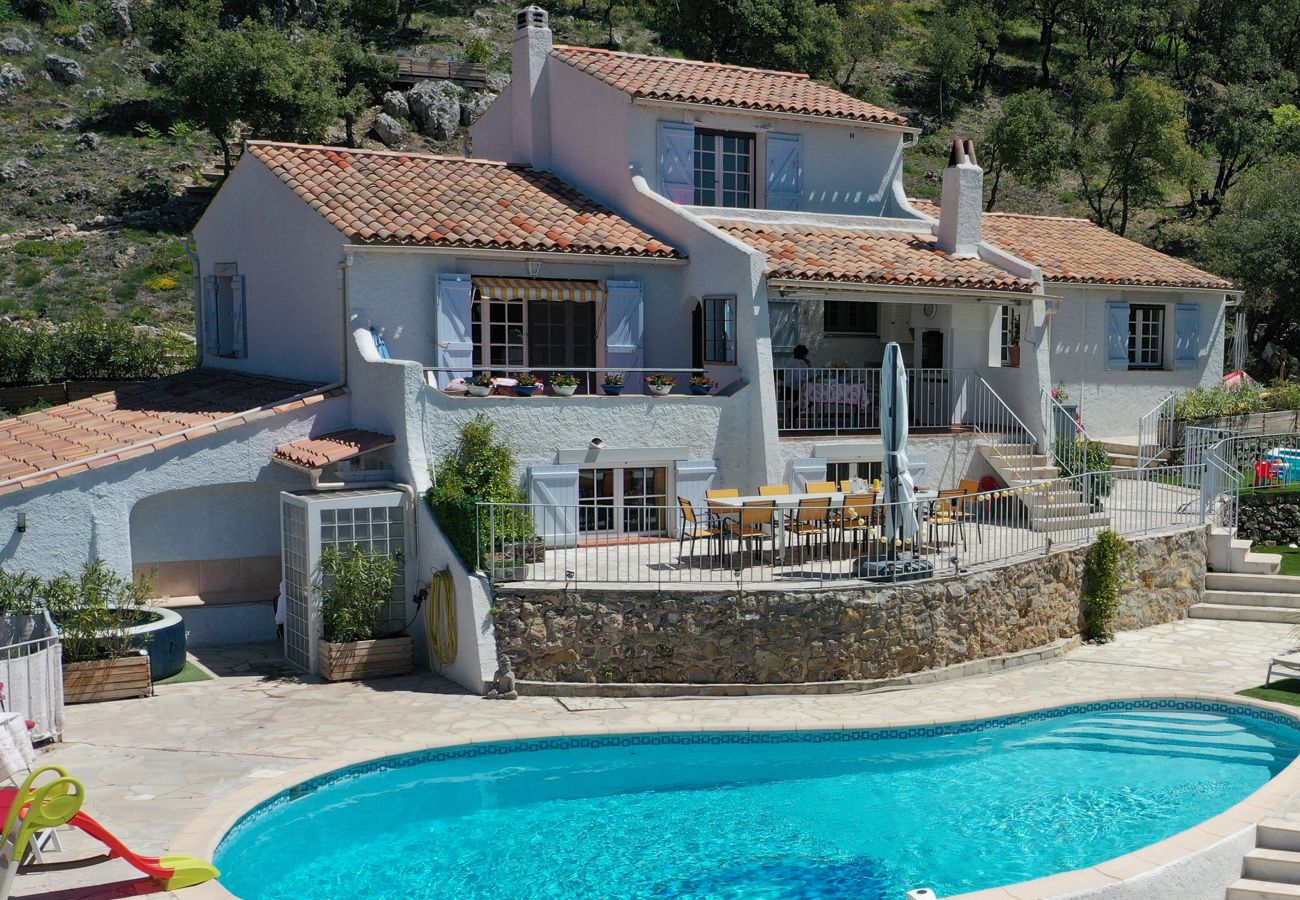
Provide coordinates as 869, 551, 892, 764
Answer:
936, 138, 983, 258
510, 6, 552, 167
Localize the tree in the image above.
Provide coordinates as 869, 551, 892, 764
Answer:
651, 0, 845, 80
924, 7, 984, 118
332, 35, 397, 147
839, 0, 901, 89
982, 90, 1065, 210
1069, 75, 1199, 234
1189, 81, 1300, 201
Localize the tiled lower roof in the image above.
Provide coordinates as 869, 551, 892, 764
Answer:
715, 221, 1037, 292
0, 369, 342, 494
907, 200, 1233, 290
273, 429, 394, 469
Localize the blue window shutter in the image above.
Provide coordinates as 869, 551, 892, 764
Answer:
657, 122, 695, 205
202, 275, 219, 355
765, 133, 802, 210
673, 459, 717, 537
435, 273, 474, 380
1174, 303, 1199, 369
231, 274, 247, 358
1106, 301, 1130, 370
786, 457, 828, 492
605, 280, 644, 392
527, 465, 580, 548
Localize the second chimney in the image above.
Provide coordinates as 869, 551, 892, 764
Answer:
510, 6, 553, 167
936, 139, 983, 258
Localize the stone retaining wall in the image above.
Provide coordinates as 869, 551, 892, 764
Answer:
1237, 492, 1300, 545
492, 529, 1205, 685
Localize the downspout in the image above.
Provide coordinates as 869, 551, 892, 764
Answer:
338, 252, 353, 387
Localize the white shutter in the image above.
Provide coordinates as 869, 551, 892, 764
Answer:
768, 299, 800, 362
202, 275, 219, 356
435, 273, 474, 380
786, 457, 827, 492
605, 280, 644, 393
1174, 303, 1199, 370
657, 121, 695, 205
231, 274, 247, 359
765, 133, 802, 211
673, 459, 717, 537
1106, 301, 1130, 370
908, 452, 929, 487
528, 465, 580, 548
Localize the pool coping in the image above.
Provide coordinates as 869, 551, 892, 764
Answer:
169, 690, 1300, 900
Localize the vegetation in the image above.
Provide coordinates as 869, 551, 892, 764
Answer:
0, 318, 194, 386
0, 561, 152, 663
1080, 529, 1133, 641
1251, 545, 1300, 576
1054, 438, 1115, 501
1240, 679, 1300, 708
1175, 380, 1300, 421
316, 545, 403, 644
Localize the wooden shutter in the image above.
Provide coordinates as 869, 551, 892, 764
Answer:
786, 457, 827, 492
1174, 303, 1199, 369
765, 133, 802, 211
435, 273, 474, 380
673, 459, 717, 538
1106, 301, 1130, 370
202, 275, 219, 355
231, 274, 247, 359
605, 280, 644, 392
657, 122, 695, 205
527, 465, 580, 548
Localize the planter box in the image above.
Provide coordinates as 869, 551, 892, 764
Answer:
63, 652, 151, 704
318, 636, 413, 681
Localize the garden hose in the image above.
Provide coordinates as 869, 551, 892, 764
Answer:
426, 570, 458, 669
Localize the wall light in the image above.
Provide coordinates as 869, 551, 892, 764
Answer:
15, 512, 26, 534
527, 260, 542, 277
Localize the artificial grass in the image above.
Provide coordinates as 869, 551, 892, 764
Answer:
1250, 544, 1300, 576
154, 660, 214, 685
1240, 678, 1300, 707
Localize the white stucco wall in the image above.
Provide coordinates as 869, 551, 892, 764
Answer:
130, 482, 284, 563
1049, 286, 1228, 439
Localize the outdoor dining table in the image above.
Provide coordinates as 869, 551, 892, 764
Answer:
709, 489, 939, 553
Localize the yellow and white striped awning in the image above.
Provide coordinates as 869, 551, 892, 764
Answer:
472, 276, 606, 303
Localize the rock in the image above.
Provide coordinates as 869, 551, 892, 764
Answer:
486, 72, 510, 93
142, 59, 166, 84
111, 246, 137, 267
459, 90, 497, 126
43, 114, 78, 131
62, 185, 97, 202
82, 86, 104, 100
406, 80, 461, 139
74, 132, 101, 152
27, 142, 50, 157
371, 112, 405, 147
167, 160, 190, 172
0, 158, 31, 182
137, 165, 158, 180
60, 23, 95, 52
0, 63, 26, 91
0, 38, 30, 56
44, 54, 84, 84
382, 90, 408, 119
110, 0, 133, 34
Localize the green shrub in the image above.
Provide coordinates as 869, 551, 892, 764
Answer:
41, 560, 150, 664
1054, 439, 1114, 499
1081, 529, 1134, 641
316, 546, 403, 644
0, 570, 43, 615
0, 317, 195, 386
463, 35, 492, 64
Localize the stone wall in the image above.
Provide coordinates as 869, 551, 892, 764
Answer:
492, 529, 1205, 685
1237, 492, 1300, 545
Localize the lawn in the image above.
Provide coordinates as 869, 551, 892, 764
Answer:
155, 660, 214, 685
1240, 678, 1300, 707
1251, 545, 1300, 576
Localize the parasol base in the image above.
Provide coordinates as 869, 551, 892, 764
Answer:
854, 555, 935, 583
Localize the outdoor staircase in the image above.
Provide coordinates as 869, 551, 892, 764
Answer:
1228, 818, 1300, 899
978, 442, 1111, 533
1100, 437, 1171, 470
1190, 571, 1300, 623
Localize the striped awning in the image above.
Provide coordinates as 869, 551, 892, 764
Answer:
472, 276, 606, 303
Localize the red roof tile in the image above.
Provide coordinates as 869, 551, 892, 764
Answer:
247, 142, 679, 258
907, 200, 1232, 290
714, 221, 1036, 292
0, 370, 343, 491
551, 46, 909, 127
273, 429, 394, 469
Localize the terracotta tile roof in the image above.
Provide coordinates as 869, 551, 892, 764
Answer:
246, 142, 679, 258
551, 46, 909, 127
0, 370, 344, 494
714, 221, 1037, 292
273, 429, 394, 469
907, 200, 1232, 290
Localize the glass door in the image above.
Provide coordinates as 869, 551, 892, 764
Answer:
578, 465, 669, 538
528, 300, 597, 391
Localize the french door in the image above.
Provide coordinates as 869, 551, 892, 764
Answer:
528, 300, 597, 391
578, 466, 669, 537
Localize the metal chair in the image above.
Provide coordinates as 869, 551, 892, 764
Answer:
929, 488, 970, 550
758, 484, 791, 496
677, 497, 721, 565
783, 496, 831, 562
836, 493, 878, 551
724, 500, 776, 569
804, 481, 836, 494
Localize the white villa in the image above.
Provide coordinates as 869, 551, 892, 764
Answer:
0, 7, 1238, 692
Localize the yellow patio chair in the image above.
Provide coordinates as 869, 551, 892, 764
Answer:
758, 484, 790, 496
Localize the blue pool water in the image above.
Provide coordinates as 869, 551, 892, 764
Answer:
215, 700, 1300, 900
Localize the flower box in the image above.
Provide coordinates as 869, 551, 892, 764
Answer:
63, 651, 151, 704
318, 636, 413, 682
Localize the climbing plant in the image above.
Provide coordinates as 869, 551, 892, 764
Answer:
1080, 529, 1133, 641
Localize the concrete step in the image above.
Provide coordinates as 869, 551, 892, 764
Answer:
1206, 573, 1300, 593
1030, 514, 1111, 533
1228, 877, 1300, 900
1243, 553, 1286, 575
1189, 604, 1299, 623
993, 454, 1050, 468
1258, 818, 1300, 853
1204, 591, 1300, 609
1102, 439, 1141, 455
1246, 848, 1300, 884
1108, 452, 1142, 469
1030, 502, 1093, 518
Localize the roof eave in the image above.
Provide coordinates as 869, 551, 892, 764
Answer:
767, 277, 1037, 302
630, 97, 919, 135
1048, 280, 1239, 295
344, 243, 687, 265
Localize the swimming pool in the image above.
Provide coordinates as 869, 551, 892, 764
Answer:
215, 700, 1300, 899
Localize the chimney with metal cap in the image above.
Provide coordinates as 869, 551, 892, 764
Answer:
936, 138, 984, 258
510, 6, 553, 167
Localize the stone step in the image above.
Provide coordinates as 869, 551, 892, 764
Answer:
1246, 848, 1300, 884
1242, 553, 1286, 575
1207, 573, 1300, 594
1259, 818, 1300, 853
1030, 502, 1093, 517
1189, 604, 1299, 623
1029, 514, 1111, 533
1102, 440, 1142, 455
1228, 878, 1300, 900
1108, 452, 1142, 469
1204, 591, 1300, 609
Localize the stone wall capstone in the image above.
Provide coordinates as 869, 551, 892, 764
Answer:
492, 529, 1205, 685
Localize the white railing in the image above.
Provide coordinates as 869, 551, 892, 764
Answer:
0, 611, 62, 742
1041, 388, 1092, 476
476, 464, 1198, 589
1198, 432, 1300, 531
1137, 392, 1178, 467
774, 367, 974, 435
970, 375, 1038, 465
422, 366, 725, 397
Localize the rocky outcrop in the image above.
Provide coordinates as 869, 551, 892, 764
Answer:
371, 112, 405, 147
110, 0, 133, 34
0, 38, 30, 55
0, 158, 31, 182
0, 63, 26, 93
460, 90, 496, 126
74, 132, 101, 152
382, 90, 408, 119
406, 79, 461, 139
44, 54, 84, 84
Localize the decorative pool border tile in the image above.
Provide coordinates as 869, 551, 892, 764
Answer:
214, 697, 1300, 853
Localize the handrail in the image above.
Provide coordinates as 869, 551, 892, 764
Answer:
1041, 388, 1091, 477
971, 376, 1037, 468
1137, 392, 1178, 468
422, 366, 709, 375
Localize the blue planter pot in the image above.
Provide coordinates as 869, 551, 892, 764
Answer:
516, 384, 538, 397
602, 384, 625, 396
690, 385, 713, 396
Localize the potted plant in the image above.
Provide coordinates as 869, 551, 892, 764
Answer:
647, 373, 677, 396
515, 372, 541, 397
1006, 314, 1022, 367
689, 373, 717, 396
602, 372, 625, 396
466, 372, 494, 397
315, 546, 412, 681
550, 372, 579, 397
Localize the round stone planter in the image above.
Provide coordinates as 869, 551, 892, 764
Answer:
552, 384, 578, 397
123, 606, 186, 681
602, 383, 625, 396
647, 384, 673, 397
689, 384, 713, 396
515, 384, 539, 397
466, 383, 492, 397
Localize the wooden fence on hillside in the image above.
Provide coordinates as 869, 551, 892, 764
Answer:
393, 57, 489, 88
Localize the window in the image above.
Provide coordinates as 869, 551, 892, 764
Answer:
1000, 306, 1020, 367
694, 130, 753, 208
203, 268, 246, 359
1129, 305, 1165, 369
827, 461, 883, 486
578, 466, 669, 536
823, 301, 879, 335
702, 296, 736, 365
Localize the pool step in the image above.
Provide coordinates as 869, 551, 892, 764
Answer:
1228, 878, 1300, 899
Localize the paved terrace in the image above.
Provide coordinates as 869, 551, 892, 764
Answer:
16, 617, 1300, 899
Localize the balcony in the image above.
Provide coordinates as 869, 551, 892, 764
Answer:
423, 367, 738, 399
776, 367, 981, 437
